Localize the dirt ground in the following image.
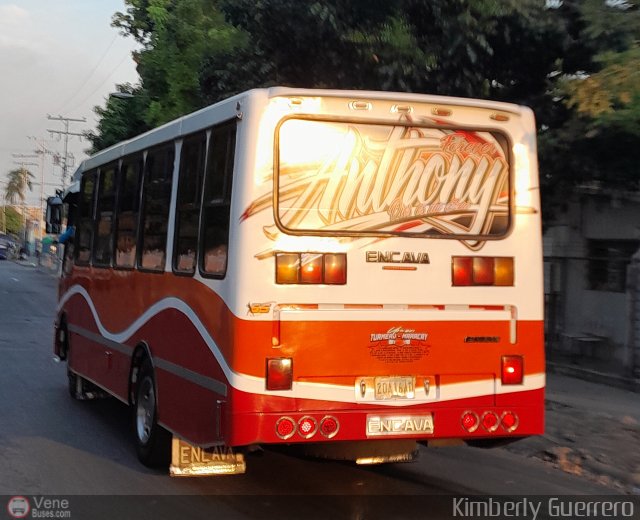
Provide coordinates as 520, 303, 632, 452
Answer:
505, 395, 640, 494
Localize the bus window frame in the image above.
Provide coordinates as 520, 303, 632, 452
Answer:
92, 161, 119, 268
74, 169, 98, 266
173, 131, 207, 277
137, 143, 176, 274
198, 119, 237, 280
113, 153, 145, 271
272, 114, 515, 242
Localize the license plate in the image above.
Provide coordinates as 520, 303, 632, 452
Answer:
374, 376, 415, 400
367, 414, 434, 436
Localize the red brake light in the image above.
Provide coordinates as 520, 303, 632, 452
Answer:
266, 358, 293, 390
501, 411, 519, 432
473, 257, 495, 285
501, 355, 523, 385
481, 412, 499, 432
452, 257, 473, 286
275, 417, 296, 439
320, 416, 340, 438
461, 411, 479, 432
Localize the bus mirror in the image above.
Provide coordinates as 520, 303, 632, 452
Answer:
46, 196, 63, 234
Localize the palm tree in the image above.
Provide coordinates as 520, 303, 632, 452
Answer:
4, 167, 34, 204
4, 168, 35, 244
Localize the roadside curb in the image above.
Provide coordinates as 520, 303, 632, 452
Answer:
547, 361, 640, 393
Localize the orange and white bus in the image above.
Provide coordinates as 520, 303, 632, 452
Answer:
52, 87, 544, 474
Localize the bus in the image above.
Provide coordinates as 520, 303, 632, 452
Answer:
51, 87, 544, 475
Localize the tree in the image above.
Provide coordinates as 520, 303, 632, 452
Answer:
1, 206, 22, 236
95, 0, 640, 226
113, 0, 246, 127
4, 168, 34, 205
85, 84, 150, 154
539, 0, 640, 216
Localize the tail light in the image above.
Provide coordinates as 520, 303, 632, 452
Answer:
275, 417, 296, 439
452, 257, 514, 286
297, 416, 318, 438
266, 358, 293, 390
501, 355, 523, 385
481, 411, 499, 432
501, 411, 519, 432
276, 252, 346, 284
461, 411, 479, 432
320, 416, 340, 438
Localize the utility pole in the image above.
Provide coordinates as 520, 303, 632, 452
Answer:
28, 137, 56, 240
12, 154, 38, 247
47, 115, 86, 189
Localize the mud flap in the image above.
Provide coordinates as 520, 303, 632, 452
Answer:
169, 438, 246, 477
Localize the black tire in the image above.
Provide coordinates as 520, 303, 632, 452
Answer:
67, 368, 81, 400
133, 358, 171, 468
64, 325, 82, 400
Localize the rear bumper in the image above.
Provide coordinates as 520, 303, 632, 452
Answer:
226, 388, 544, 446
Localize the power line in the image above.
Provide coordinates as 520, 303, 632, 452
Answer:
67, 52, 133, 115
57, 33, 119, 114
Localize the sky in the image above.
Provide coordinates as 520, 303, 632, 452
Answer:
0, 1, 139, 207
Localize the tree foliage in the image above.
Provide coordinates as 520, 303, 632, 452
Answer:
85, 84, 149, 154
91, 0, 640, 219
539, 0, 640, 215
4, 168, 34, 205
1, 206, 22, 236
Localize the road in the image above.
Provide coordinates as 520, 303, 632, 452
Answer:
0, 261, 624, 519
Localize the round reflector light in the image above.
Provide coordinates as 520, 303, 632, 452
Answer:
320, 416, 340, 438
481, 411, 499, 432
275, 417, 296, 439
501, 411, 519, 432
297, 416, 318, 439
461, 411, 479, 432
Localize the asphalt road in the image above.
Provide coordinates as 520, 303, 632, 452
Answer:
0, 261, 618, 520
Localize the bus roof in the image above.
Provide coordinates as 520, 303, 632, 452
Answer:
78, 87, 528, 175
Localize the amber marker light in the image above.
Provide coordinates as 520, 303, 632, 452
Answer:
494, 257, 515, 286
266, 358, 293, 390
276, 253, 300, 284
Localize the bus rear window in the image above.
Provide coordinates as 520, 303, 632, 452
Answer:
276, 118, 511, 238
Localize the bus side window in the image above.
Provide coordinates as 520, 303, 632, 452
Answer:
200, 120, 236, 278
174, 132, 206, 275
139, 145, 175, 271
114, 156, 143, 268
75, 170, 97, 265
92, 163, 117, 267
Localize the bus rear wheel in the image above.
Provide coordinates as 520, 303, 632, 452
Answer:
133, 358, 170, 468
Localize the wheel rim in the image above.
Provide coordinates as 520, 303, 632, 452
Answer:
136, 377, 155, 444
